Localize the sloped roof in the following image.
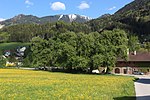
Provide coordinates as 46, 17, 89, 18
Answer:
118, 52, 150, 62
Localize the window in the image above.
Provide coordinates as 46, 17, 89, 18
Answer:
115, 68, 120, 74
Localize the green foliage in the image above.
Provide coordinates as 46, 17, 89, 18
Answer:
88, 0, 150, 43
143, 42, 150, 52
7, 55, 17, 63
71, 56, 90, 69
139, 68, 150, 73
99, 29, 128, 72
92, 54, 104, 68
1, 21, 91, 42
135, 62, 150, 67
30, 29, 128, 73
0, 32, 10, 43
107, 66, 113, 72
0, 0, 149, 44
31, 37, 47, 67
128, 35, 140, 52
22, 56, 31, 67
0, 56, 6, 67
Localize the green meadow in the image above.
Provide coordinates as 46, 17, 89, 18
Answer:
0, 69, 135, 100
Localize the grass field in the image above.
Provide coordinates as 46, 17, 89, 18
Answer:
0, 69, 135, 100
0, 42, 30, 55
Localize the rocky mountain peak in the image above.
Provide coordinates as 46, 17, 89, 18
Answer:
0, 14, 92, 26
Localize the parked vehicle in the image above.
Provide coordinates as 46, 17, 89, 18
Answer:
38, 67, 48, 71
133, 71, 144, 75
92, 69, 100, 74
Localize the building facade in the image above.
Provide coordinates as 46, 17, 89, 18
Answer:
113, 52, 150, 75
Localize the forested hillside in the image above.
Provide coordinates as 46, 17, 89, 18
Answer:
0, 0, 150, 43
88, 0, 150, 42
0, 22, 91, 42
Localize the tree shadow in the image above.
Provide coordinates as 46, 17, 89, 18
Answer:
114, 96, 150, 100
135, 78, 150, 84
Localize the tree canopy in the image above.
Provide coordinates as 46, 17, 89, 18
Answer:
30, 29, 128, 73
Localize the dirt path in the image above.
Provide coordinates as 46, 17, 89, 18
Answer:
134, 76, 150, 100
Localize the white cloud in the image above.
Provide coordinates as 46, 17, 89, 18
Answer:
25, 0, 33, 8
25, 0, 33, 5
0, 18, 5, 22
78, 1, 90, 10
108, 6, 116, 11
51, 2, 66, 11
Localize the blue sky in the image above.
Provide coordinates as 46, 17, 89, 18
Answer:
0, 0, 134, 20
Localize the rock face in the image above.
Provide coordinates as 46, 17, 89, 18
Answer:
0, 14, 92, 26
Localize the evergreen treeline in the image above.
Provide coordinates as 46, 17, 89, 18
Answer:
88, 0, 150, 42
0, 0, 150, 43
0, 21, 91, 42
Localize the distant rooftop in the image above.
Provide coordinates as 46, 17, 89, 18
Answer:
118, 52, 150, 62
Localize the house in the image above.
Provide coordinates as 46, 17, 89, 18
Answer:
113, 51, 150, 75
3, 46, 27, 67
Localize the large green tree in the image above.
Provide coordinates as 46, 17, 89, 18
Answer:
30, 29, 128, 73
128, 35, 140, 52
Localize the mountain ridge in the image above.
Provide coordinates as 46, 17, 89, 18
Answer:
88, 0, 150, 42
0, 14, 92, 26
0, 0, 150, 42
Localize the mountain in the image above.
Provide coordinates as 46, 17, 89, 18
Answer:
115, 0, 150, 17
0, 14, 92, 26
0, 18, 5, 22
88, 0, 150, 42
0, 19, 5, 29
1, 0, 150, 43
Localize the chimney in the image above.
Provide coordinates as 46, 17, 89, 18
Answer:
133, 51, 137, 55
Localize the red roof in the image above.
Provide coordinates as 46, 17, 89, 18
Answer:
118, 52, 150, 62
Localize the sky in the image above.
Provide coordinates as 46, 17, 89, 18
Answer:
0, 0, 134, 20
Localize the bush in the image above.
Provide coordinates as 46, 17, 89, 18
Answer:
139, 68, 150, 73
0, 56, 7, 67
